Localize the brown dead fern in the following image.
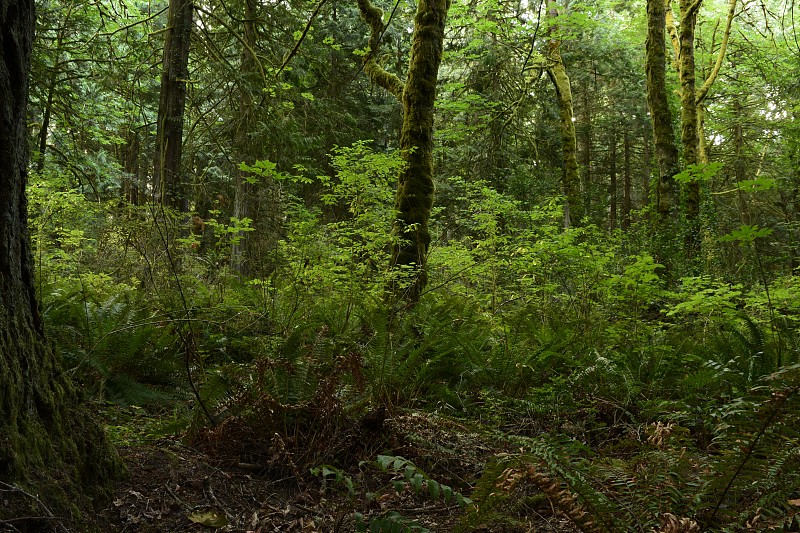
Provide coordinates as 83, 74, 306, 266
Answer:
495, 465, 605, 533
653, 512, 700, 533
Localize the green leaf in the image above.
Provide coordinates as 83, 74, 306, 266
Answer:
719, 224, 773, 245
187, 510, 228, 528
427, 480, 440, 499
736, 177, 776, 191
410, 472, 424, 493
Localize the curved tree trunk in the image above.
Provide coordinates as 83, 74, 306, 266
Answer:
0, 0, 123, 527
357, 0, 450, 303
546, 0, 582, 227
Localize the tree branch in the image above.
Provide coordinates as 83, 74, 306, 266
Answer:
278, 0, 328, 75
356, 0, 404, 100
696, 0, 736, 104
664, 0, 680, 65
193, 4, 265, 85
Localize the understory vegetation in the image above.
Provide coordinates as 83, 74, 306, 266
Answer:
31, 143, 800, 531
18, 0, 800, 528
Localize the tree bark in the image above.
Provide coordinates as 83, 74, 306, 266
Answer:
582, 85, 593, 221
154, 0, 193, 211
678, 0, 701, 257
622, 129, 632, 230
0, 0, 123, 525
645, 0, 680, 225
609, 127, 618, 230
231, 0, 258, 275
546, 0, 582, 227
357, 0, 450, 303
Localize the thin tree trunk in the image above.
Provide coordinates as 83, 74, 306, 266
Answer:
231, 0, 257, 275
622, 129, 632, 230
581, 87, 593, 221
546, 0, 581, 227
642, 123, 652, 217
609, 128, 618, 231
733, 98, 750, 225
1, 0, 123, 524
154, 0, 193, 211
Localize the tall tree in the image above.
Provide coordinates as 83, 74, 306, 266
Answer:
668, 0, 736, 255
357, 0, 450, 303
0, 0, 122, 525
546, 0, 582, 227
645, 0, 680, 225
154, 0, 193, 211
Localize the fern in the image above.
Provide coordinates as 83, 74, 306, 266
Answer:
43, 289, 181, 404
697, 363, 800, 530
361, 296, 494, 407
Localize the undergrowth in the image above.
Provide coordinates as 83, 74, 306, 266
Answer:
29, 143, 800, 531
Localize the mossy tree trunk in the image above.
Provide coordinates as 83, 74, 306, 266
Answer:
678, 0, 701, 256
645, 0, 680, 225
357, 0, 450, 303
154, 0, 193, 211
671, 0, 736, 257
546, 0, 582, 227
0, 0, 123, 527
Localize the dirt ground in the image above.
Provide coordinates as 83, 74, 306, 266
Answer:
95, 411, 582, 532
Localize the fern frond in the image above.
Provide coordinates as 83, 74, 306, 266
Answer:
699, 363, 800, 529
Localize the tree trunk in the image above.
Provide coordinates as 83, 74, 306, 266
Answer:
609, 127, 618, 231
678, 0, 701, 257
357, 0, 450, 303
645, 0, 680, 225
154, 0, 193, 211
546, 0, 581, 227
580, 86, 593, 221
642, 123, 652, 216
622, 129, 632, 230
0, 0, 123, 526
231, 0, 258, 275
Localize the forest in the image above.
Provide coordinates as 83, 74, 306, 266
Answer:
0, 0, 799, 528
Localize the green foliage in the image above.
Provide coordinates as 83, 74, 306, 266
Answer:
463, 358, 800, 531
313, 455, 470, 533
43, 285, 182, 405
673, 162, 724, 184
373, 455, 472, 508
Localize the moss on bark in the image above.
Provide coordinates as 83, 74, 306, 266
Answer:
679, 0, 701, 257
1, 0, 125, 527
357, 0, 450, 303
546, 1, 582, 227
645, 0, 680, 225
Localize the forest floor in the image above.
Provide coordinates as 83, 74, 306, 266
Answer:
95, 405, 582, 532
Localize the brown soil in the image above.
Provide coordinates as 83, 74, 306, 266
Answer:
90, 412, 581, 532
